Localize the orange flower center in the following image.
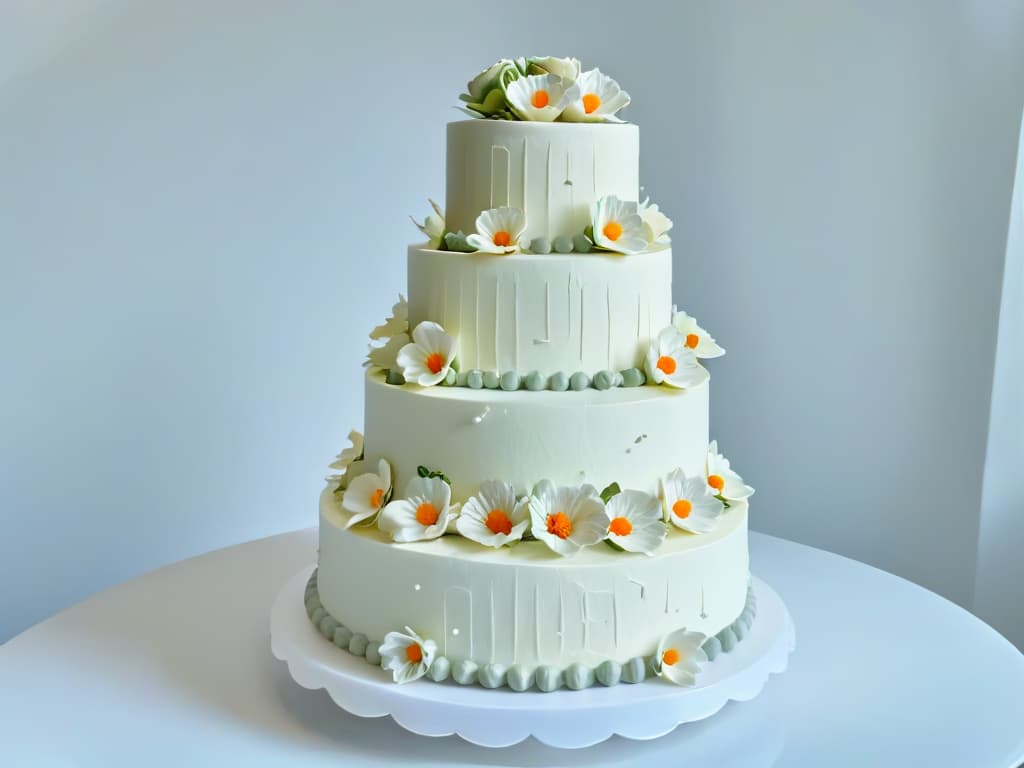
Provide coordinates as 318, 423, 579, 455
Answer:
708, 474, 725, 492
582, 92, 601, 114
657, 355, 677, 374
531, 89, 550, 108
672, 499, 692, 519
405, 643, 423, 663
546, 511, 572, 539
685, 333, 700, 349
608, 516, 633, 536
602, 221, 623, 241
370, 487, 384, 508
415, 502, 440, 526
425, 352, 445, 374
485, 508, 513, 536
662, 648, 680, 666
492, 230, 512, 247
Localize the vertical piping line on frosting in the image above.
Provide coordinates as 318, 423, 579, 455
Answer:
612, 586, 619, 650
512, 568, 519, 663
490, 145, 510, 209
581, 590, 589, 650
544, 281, 550, 341
566, 274, 572, 339
489, 580, 496, 662
521, 136, 528, 217
475, 274, 481, 371
636, 293, 643, 342
566, 149, 575, 220
544, 141, 552, 237
579, 279, 585, 362
533, 584, 541, 660
591, 141, 598, 198
513, 275, 519, 370
442, 278, 449, 332
558, 584, 564, 654
606, 284, 613, 369
494, 279, 500, 371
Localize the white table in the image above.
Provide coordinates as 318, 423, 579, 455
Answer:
2, 530, 1023, 767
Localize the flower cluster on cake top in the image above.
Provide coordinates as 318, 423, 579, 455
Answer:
459, 57, 630, 123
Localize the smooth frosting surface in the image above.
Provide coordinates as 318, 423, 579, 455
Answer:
362, 368, 709, 501
407, 246, 672, 377
318, 486, 749, 669
445, 120, 639, 241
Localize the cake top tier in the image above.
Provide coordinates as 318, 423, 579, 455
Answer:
458, 57, 631, 123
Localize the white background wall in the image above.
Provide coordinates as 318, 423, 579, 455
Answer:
2, 1, 1022, 645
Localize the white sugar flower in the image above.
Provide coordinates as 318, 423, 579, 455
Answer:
379, 626, 437, 684
369, 295, 408, 341
528, 480, 610, 557
456, 480, 530, 547
671, 309, 724, 359
659, 468, 725, 534
656, 628, 707, 687
526, 55, 581, 81
590, 195, 647, 254
645, 327, 710, 389
465, 207, 527, 254
707, 441, 754, 501
561, 68, 630, 123
366, 332, 410, 370
396, 321, 457, 386
410, 200, 445, 249
638, 197, 673, 245
605, 490, 667, 555
342, 458, 392, 528
378, 476, 459, 543
327, 430, 363, 477
505, 73, 572, 122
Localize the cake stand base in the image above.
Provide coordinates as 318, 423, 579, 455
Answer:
271, 566, 794, 749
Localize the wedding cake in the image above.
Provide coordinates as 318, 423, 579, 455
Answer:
305, 57, 756, 692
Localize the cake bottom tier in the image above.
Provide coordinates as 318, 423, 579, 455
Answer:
317, 487, 749, 672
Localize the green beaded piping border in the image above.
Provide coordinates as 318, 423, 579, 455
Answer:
304, 570, 757, 692
383, 366, 648, 391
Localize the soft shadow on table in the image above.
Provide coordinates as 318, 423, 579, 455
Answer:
269, 660, 787, 767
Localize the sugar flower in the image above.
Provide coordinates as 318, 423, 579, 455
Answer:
505, 73, 573, 122
396, 321, 457, 386
526, 56, 581, 81
369, 295, 408, 341
659, 468, 725, 534
342, 458, 392, 528
671, 309, 724, 359
410, 200, 445, 249
656, 628, 707, 687
560, 68, 630, 123
605, 490, 667, 555
465, 207, 527, 254
590, 196, 647, 254
456, 480, 530, 547
367, 332, 410, 371
378, 476, 459, 543
528, 480, 610, 557
327, 429, 363, 486
707, 440, 754, 501
460, 58, 525, 118
638, 197, 673, 245
379, 626, 437, 684
645, 327, 710, 389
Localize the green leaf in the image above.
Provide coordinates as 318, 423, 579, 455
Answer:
599, 482, 622, 504
417, 465, 430, 478
480, 88, 506, 114
605, 538, 626, 553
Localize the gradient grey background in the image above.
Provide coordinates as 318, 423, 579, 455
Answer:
2, 1, 1023, 648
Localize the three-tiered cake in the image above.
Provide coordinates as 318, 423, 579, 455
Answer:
306, 57, 756, 693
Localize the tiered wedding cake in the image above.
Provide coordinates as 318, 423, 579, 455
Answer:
306, 57, 756, 692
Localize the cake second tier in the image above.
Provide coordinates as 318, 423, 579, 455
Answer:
363, 368, 709, 501
407, 245, 672, 377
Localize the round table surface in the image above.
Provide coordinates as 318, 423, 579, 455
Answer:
2, 530, 1023, 767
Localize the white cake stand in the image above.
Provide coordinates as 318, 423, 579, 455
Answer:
270, 566, 794, 749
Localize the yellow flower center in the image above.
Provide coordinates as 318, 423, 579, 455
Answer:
425, 352, 445, 374
602, 221, 623, 241
492, 230, 512, 247
672, 499, 692, 519
405, 643, 423, 663
416, 502, 440, 526
370, 488, 384, 508
708, 474, 725, 492
662, 648, 680, 666
608, 516, 632, 536
546, 511, 572, 539
485, 508, 513, 536
657, 355, 677, 374
685, 333, 700, 349
582, 92, 601, 114
531, 90, 550, 108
